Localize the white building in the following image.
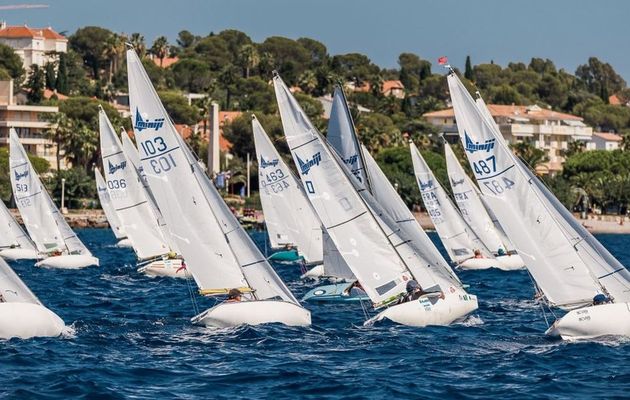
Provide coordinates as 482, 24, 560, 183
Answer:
0, 80, 64, 169
0, 23, 67, 71
424, 104, 593, 174
588, 132, 623, 151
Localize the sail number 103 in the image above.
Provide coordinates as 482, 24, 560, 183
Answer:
141, 136, 177, 175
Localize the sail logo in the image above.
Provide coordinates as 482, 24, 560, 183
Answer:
343, 154, 358, 166
419, 178, 433, 190
464, 132, 495, 153
14, 169, 28, 181
108, 160, 127, 174
297, 152, 322, 175
134, 108, 165, 132
451, 177, 464, 186
260, 156, 279, 168
97, 186, 107, 193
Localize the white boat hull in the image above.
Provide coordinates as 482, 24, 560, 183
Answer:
35, 254, 99, 269
138, 258, 188, 278
0, 302, 65, 340
300, 264, 325, 279
459, 254, 525, 271
116, 238, 133, 248
365, 289, 478, 327
545, 302, 630, 340
0, 248, 39, 261
191, 300, 311, 328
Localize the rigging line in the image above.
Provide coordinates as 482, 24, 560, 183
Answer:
184, 270, 199, 315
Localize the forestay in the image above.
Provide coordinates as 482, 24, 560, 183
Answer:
252, 116, 323, 264
444, 142, 506, 255
447, 71, 604, 308
99, 108, 169, 260
127, 48, 297, 303
410, 142, 489, 263
95, 168, 127, 240
0, 194, 36, 252
274, 74, 413, 304
0, 257, 39, 304
9, 129, 91, 256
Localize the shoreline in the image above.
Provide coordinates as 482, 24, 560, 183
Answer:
9, 209, 630, 234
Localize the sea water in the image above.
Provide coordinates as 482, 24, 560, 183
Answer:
1, 229, 628, 399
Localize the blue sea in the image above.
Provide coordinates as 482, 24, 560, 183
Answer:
1, 229, 629, 399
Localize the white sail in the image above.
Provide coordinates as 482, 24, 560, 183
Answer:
0, 257, 39, 304
444, 142, 507, 254
360, 146, 461, 287
127, 48, 298, 303
0, 198, 36, 252
94, 168, 126, 240
99, 108, 169, 260
447, 71, 607, 308
274, 73, 416, 304
327, 86, 370, 186
410, 142, 490, 263
252, 116, 323, 264
9, 129, 91, 256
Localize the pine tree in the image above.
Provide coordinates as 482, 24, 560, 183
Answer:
464, 55, 473, 80
26, 65, 45, 104
56, 53, 68, 94
44, 62, 56, 90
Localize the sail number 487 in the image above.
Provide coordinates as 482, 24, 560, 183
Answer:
473, 155, 496, 175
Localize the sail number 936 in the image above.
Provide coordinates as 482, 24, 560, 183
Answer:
140, 136, 177, 174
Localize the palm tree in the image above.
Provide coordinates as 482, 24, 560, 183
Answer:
238, 44, 260, 79
130, 33, 146, 57
510, 141, 549, 170
150, 36, 169, 67
44, 112, 73, 171
103, 34, 124, 84
297, 70, 317, 94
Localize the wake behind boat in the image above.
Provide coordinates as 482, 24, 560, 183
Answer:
9, 129, 98, 269
126, 48, 310, 328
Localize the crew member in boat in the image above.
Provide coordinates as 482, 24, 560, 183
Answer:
398, 280, 445, 304
473, 249, 483, 259
592, 294, 611, 306
226, 288, 243, 302
49, 249, 62, 257
0, 293, 4, 303
343, 280, 364, 296
497, 248, 506, 256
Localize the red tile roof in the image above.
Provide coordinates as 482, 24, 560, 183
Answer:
424, 104, 583, 121
43, 89, 68, 100
0, 25, 66, 41
593, 132, 623, 142
382, 80, 404, 92
152, 56, 179, 68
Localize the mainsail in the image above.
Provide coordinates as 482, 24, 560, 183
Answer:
9, 129, 91, 256
443, 142, 507, 254
410, 142, 490, 263
0, 196, 36, 252
94, 168, 127, 241
274, 73, 424, 304
0, 257, 40, 304
446, 71, 630, 308
252, 116, 323, 264
99, 108, 169, 260
127, 48, 298, 303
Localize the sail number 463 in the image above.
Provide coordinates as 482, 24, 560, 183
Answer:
141, 136, 177, 174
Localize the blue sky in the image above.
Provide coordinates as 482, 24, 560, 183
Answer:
5, 0, 630, 80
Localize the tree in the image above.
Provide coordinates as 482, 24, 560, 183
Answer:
238, 44, 260, 79
158, 91, 200, 125
44, 62, 56, 90
0, 43, 24, 83
130, 33, 147, 57
150, 36, 169, 67
44, 112, 73, 171
354, 112, 401, 152
177, 30, 197, 49
464, 55, 473, 80
171, 59, 212, 93
25, 65, 45, 104
510, 141, 549, 169
297, 37, 328, 68
576, 57, 626, 100
103, 33, 125, 83
69, 26, 114, 79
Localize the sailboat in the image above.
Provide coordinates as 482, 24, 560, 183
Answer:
9, 130, 98, 269
0, 257, 65, 339
98, 108, 185, 278
252, 115, 324, 265
443, 142, 525, 270
127, 48, 310, 327
447, 69, 630, 339
94, 168, 132, 248
274, 73, 476, 326
0, 196, 38, 260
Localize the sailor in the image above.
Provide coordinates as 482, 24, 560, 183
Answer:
473, 249, 483, 259
343, 280, 364, 296
592, 294, 610, 306
497, 248, 506, 256
399, 280, 426, 303
226, 288, 243, 302
0, 293, 4, 303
